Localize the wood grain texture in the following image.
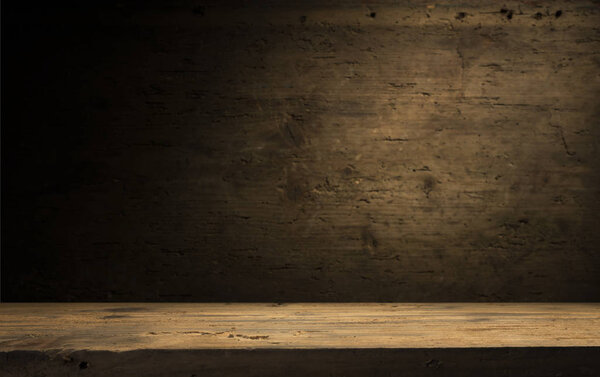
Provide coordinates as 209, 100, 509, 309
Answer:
1, 303, 599, 351
3, 0, 600, 301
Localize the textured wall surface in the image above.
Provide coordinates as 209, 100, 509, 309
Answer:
2, 0, 600, 301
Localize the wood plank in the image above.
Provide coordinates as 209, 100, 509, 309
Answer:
4, 348, 600, 377
1, 303, 599, 351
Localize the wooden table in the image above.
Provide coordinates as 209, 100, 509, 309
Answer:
1, 303, 599, 376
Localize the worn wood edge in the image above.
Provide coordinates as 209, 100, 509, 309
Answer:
1, 303, 599, 351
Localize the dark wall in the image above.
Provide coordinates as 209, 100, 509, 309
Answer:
2, 0, 600, 301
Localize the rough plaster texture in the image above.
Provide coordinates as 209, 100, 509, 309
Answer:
2, 0, 600, 301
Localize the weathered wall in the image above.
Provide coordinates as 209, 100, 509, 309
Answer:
2, 0, 600, 301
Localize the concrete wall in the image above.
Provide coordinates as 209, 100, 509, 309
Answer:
2, 0, 600, 301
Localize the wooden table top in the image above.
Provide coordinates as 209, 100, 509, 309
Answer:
1, 303, 599, 351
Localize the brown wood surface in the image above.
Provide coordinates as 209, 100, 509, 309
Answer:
3, 0, 600, 302
1, 303, 599, 351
